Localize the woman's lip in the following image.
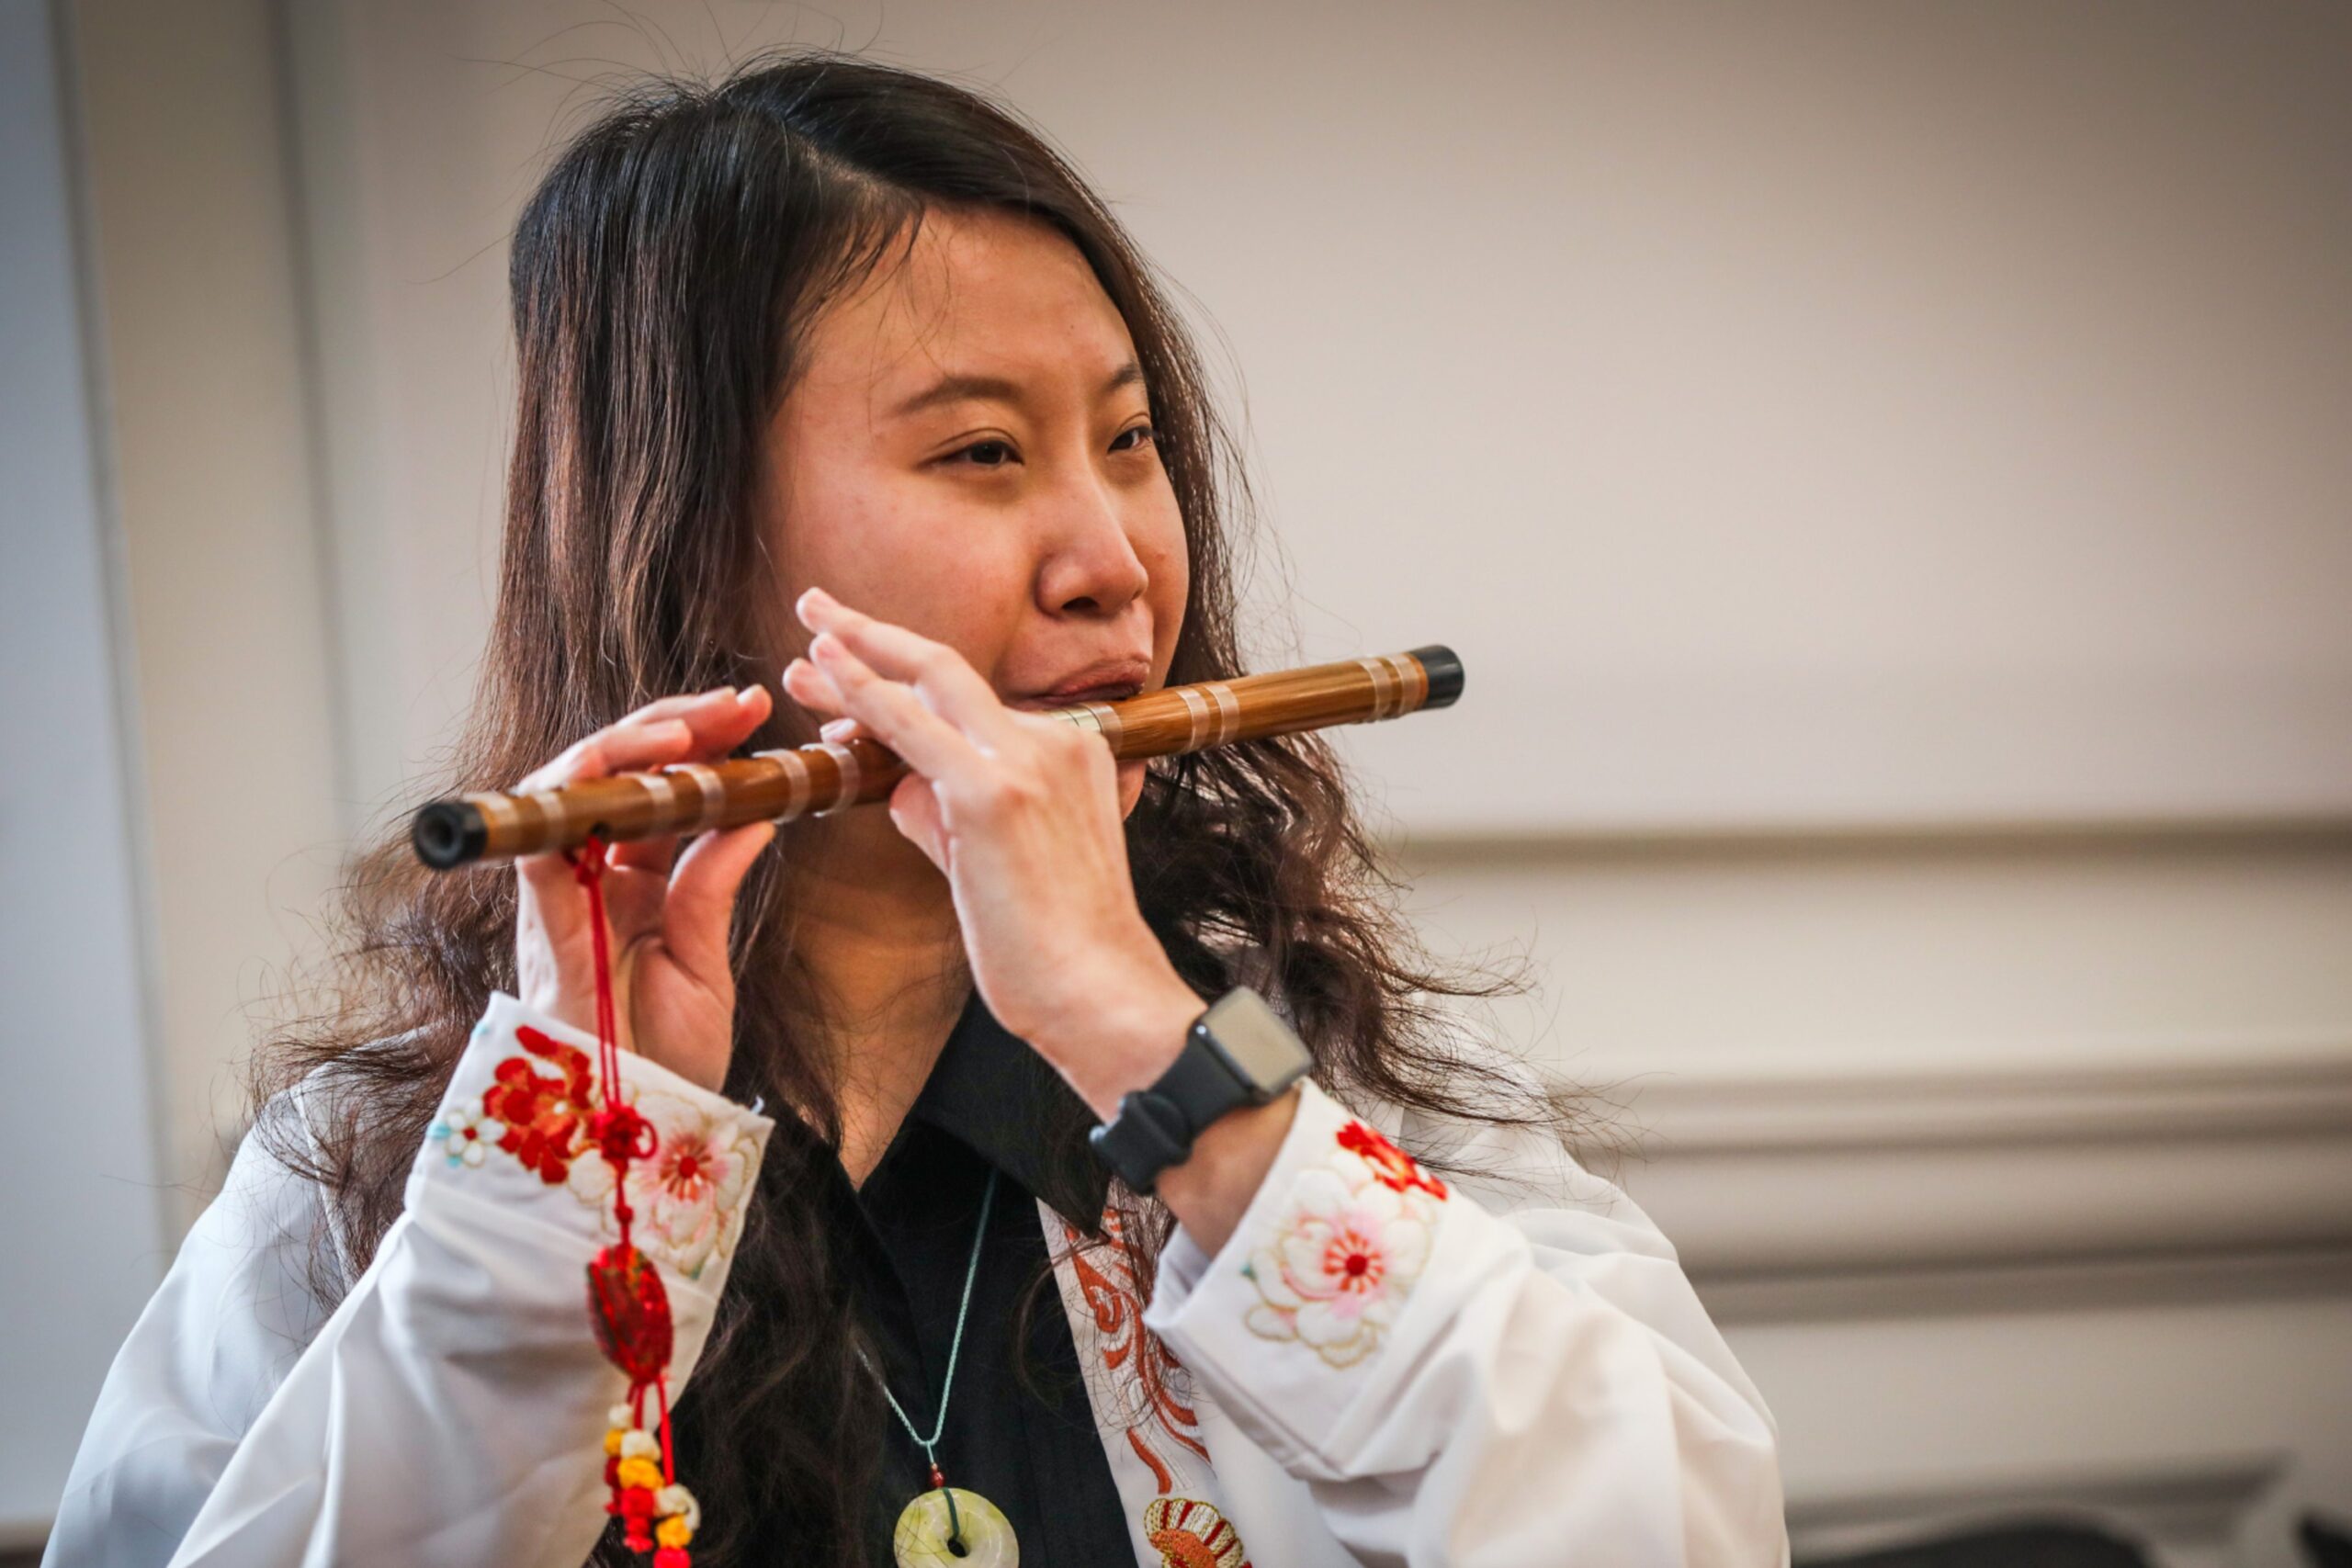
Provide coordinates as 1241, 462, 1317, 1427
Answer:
1011, 659, 1153, 709
1011, 681, 1145, 711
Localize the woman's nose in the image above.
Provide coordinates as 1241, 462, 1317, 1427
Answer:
1036, 481, 1152, 619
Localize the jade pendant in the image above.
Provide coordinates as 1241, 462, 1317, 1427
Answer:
891, 1486, 1017, 1567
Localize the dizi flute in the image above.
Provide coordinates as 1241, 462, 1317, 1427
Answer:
411, 646, 1464, 869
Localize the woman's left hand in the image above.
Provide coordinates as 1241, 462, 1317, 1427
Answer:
783, 586, 1199, 1117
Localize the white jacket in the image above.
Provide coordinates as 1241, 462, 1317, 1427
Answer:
45, 990, 1788, 1567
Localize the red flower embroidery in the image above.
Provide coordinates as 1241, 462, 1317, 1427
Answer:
481, 1023, 595, 1184
1336, 1120, 1448, 1200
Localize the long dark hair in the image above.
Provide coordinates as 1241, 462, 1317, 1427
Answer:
255, 51, 1555, 1567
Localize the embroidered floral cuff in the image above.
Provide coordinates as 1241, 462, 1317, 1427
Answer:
407, 992, 774, 1292
1142, 1078, 1525, 1475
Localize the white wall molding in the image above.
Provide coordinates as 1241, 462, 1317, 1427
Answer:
1617, 1036, 2352, 1154
1702, 1245, 2352, 1326
1601, 1039, 2352, 1299
1394, 816, 2352, 863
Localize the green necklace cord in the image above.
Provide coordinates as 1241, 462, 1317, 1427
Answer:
861, 1166, 1000, 1549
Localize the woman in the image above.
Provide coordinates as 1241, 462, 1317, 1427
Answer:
48, 52, 1784, 1568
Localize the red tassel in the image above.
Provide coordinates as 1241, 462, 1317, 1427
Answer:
564, 836, 703, 1562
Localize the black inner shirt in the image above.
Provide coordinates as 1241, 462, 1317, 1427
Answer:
817, 988, 1136, 1563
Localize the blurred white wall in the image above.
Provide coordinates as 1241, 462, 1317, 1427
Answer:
0, 0, 165, 1544
30, 0, 2352, 1562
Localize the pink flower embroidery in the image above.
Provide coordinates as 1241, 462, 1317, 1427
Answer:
569, 1091, 757, 1280
1242, 1122, 1444, 1368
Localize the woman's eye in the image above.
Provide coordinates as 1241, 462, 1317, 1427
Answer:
1110, 423, 1156, 454
953, 439, 1016, 468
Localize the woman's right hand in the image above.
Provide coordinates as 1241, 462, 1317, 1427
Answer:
513, 684, 777, 1094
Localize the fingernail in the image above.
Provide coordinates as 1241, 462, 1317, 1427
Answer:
820, 717, 854, 739
736, 684, 763, 705
809, 632, 837, 660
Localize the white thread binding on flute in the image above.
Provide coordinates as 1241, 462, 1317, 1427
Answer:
1383, 653, 1420, 715
1175, 686, 1214, 750
468, 792, 519, 840
1081, 700, 1125, 747
1357, 656, 1397, 720
670, 763, 728, 830
752, 749, 812, 821
1391, 653, 1428, 712
1385, 655, 1415, 716
1204, 682, 1240, 744
637, 770, 679, 828
522, 791, 567, 838
814, 742, 861, 813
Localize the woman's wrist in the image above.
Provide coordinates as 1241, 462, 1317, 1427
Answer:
1152, 1087, 1299, 1256
1048, 970, 1203, 1121
1046, 965, 1303, 1256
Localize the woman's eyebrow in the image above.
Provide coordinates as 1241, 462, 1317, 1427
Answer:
887, 362, 1146, 420
888, 373, 1023, 420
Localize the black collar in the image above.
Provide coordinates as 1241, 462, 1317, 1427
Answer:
902, 989, 1112, 1227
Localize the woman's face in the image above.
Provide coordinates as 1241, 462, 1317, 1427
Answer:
763, 206, 1189, 812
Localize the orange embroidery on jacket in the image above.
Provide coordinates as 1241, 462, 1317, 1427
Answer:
1143, 1495, 1250, 1568
1062, 1207, 1209, 1484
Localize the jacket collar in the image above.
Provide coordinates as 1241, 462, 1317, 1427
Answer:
907, 988, 1113, 1226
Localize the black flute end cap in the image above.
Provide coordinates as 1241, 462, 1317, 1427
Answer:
413, 799, 489, 870
1408, 645, 1465, 708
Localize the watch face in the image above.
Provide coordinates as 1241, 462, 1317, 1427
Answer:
1204, 988, 1312, 1091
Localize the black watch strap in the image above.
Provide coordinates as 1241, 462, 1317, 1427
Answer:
1089, 987, 1310, 1194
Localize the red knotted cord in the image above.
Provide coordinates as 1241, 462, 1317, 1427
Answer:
565, 832, 694, 1562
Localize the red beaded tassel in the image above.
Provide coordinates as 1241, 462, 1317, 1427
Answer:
568, 836, 702, 1565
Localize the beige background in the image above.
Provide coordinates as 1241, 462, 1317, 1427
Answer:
14, 0, 2352, 1560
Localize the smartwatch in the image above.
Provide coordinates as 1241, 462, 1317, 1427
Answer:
1089, 986, 1312, 1194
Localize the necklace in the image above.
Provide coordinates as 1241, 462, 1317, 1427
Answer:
863, 1167, 1019, 1568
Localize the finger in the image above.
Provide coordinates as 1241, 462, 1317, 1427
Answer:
519, 716, 696, 795
886, 774, 948, 871
631, 685, 771, 774
782, 654, 846, 721
520, 686, 767, 793
803, 635, 989, 784
519, 686, 769, 908
796, 588, 1019, 748
784, 652, 903, 753
608, 686, 773, 877
663, 819, 777, 985
775, 663, 888, 754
